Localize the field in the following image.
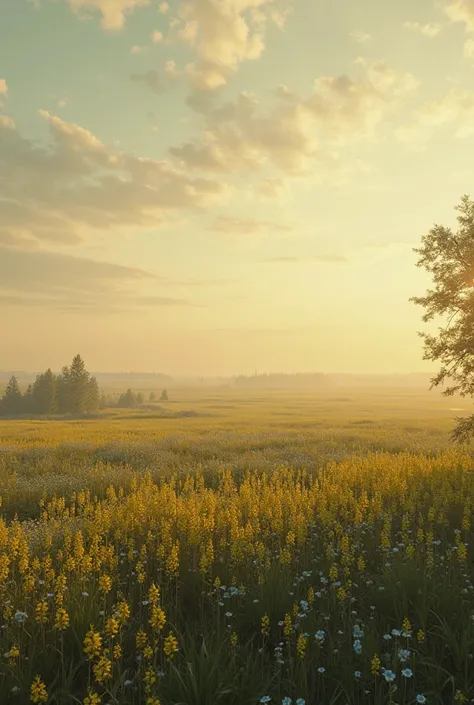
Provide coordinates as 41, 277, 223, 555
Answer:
0, 387, 473, 705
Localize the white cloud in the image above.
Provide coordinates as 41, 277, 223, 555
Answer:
159, 1, 169, 14
0, 109, 226, 248
396, 88, 474, 145
152, 29, 164, 42
170, 60, 418, 175
349, 30, 372, 43
170, 0, 292, 91
66, 0, 151, 30
0, 79, 7, 97
257, 177, 286, 199
403, 21, 442, 37
444, 0, 474, 55
131, 44, 148, 54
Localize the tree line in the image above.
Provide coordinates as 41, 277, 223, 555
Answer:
0, 355, 100, 417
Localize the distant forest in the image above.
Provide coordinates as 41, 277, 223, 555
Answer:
0, 355, 101, 417
234, 373, 334, 388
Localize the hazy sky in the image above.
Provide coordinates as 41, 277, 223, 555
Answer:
1, 0, 472, 375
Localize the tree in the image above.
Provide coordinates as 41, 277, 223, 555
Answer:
86, 376, 100, 412
149, 391, 156, 402
118, 389, 137, 408
1, 375, 23, 415
411, 194, 474, 442
136, 392, 144, 405
160, 389, 168, 401
69, 354, 90, 414
56, 365, 72, 414
32, 369, 57, 415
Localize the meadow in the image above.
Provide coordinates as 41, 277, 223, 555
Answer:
0, 386, 473, 705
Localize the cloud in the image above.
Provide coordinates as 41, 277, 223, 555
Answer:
257, 177, 286, 199
159, 1, 169, 13
396, 88, 474, 145
402, 21, 442, 37
63, 0, 151, 31
131, 44, 148, 54
210, 216, 292, 235
0, 79, 7, 97
444, 0, 474, 55
169, 0, 292, 91
130, 69, 165, 94
0, 108, 225, 248
152, 30, 164, 42
0, 247, 201, 312
262, 254, 348, 263
170, 60, 418, 175
349, 30, 372, 43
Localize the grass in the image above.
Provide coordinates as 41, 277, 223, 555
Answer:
0, 386, 473, 705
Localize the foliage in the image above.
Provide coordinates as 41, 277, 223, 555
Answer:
0, 356, 100, 418
411, 194, 474, 442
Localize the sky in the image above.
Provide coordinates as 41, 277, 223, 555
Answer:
1, 0, 473, 376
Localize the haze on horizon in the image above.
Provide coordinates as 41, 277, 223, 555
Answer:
1, 0, 471, 377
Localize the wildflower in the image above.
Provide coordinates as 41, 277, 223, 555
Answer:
136, 630, 148, 649
383, 669, 396, 683
84, 628, 102, 659
354, 671, 361, 678
14, 611, 27, 623
163, 633, 178, 659
317, 666, 326, 674
113, 644, 122, 660
353, 624, 364, 638
54, 608, 70, 631
260, 697, 272, 704
283, 613, 293, 637
116, 600, 130, 625
398, 648, 410, 663
371, 653, 381, 676
146, 699, 160, 705
98, 574, 112, 593
315, 629, 325, 642
296, 633, 307, 659
383, 633, 392, 640
454, 691, 467, 703
296, 700, 306, 705
148, 583, 160, 604
353, 639, 362, 654
401, 668, 413, 678
416, 696, 426, 704
417, 629, 425, 643
93, 654, 112, 684
35, 602, 48, 624
231, 632, 238, 646
149, 606, 166, 631
30, 675, 48, 703
282, 699, 292, 705
83, 688, 101, 705
391, 629, 402, 637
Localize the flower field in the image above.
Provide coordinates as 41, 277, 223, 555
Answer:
0, 388, 473, 704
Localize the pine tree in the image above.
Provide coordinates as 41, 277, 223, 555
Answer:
86, 376, 100, 412
118, 389, 136, 408
68, 354, 90, 414
56, 365, 71, 414
149, 391, 156, 402
32, 369, 57, 415
160, 389, 169, 401
1, 375, 23, 415
136, 392, 144, 405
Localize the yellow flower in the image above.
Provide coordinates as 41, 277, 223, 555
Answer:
296, 632, 307, 659
283, 613, 293, 637
83, 687, 101, 705
163, 633, 178, 659
149, 605, 166, 631
371, 653, 381, 676
402, 617, 412, 634
98, 574, 112, 593
231, 632, 238, 646
116, 600, 130, 625
143, 645, 154, 660
417, 629, 425, 644
105, 617, 119, 637
7, 645, 20, 662
54, 607, 70, 631
148, 583, 160, 604
30, 675, 48, 704
136, 630, 148, 649
146, 698, 161, 705
84, 627, 102, 659
35, 601, 48, 624
93, 653, 112, 684
112, 643, 122, 660
261, 613, 270, 637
